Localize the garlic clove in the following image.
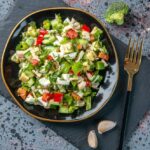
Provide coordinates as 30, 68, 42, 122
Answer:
98, 120, 117, 134
88, 130, 98, 149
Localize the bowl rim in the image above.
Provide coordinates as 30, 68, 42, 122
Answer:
1, 7, 119, 123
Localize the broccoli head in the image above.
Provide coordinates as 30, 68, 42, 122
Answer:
104, 1, 129, 25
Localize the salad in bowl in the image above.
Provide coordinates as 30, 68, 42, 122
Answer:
11, 14, 109, 114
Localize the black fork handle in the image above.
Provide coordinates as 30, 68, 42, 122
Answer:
118, 91, 131, 150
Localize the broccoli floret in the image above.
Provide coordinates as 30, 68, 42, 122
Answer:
104, 1, 129, 25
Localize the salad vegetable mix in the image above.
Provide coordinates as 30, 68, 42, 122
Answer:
11, 14, 109, 114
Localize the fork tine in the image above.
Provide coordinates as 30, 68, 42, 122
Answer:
130, 38, 135, 61
125, 37, 131, 59
133, 37, 139, 63
137, 38, 144, 65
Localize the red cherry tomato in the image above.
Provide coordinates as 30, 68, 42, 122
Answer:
69, 69, 74, 74
39, 29, 48, 36
86, 80, 91, 87
66, 29, 78, 39
87, 71, 93, 76
47, 55, 54, 61
82, 24, 90, 32
77, 72, 81, 76
42, 93, 53, 102
53, 92, 63, 102
31, 59, 39, 66
36, 35, 44, 46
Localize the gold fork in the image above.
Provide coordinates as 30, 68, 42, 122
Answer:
118, 37, 144, 150
124, 37, 143, 91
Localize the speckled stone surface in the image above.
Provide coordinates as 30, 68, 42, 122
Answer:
0, 0, 77, 150
0, 0, 150, 150
0, 0, 16, 27
64, 0, 150, 57
0, 95, 78, 150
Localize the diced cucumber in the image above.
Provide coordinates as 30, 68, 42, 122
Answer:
76, 51, 84, 62
77, 39, 88, 48
49, 100, 59, 109
85, 96, 91, 110
44, 34, 50, 39
24, 51, 32, 60
96, 61, 105, 70
72, 62, 83, 75
11, 53, 19, 63
59, 106, 69, 114
92, 41, 102, 51
27, 78, 35, 87
71, 81, 77, 88
35, 91, 41, 97
26, 37, 34, 46
61, 62, 71, 73
68, 106, 78, 113
63, 94, 73, 105
91, 74, 103, 83
60, 37, 69, 44
83, 88, 92, 96
42, 36, 56, 45
91, 26, 103, 39
24, 70, 34, 78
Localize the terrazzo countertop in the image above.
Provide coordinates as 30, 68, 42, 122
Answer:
0, 0, 150, 150
64, 0, 150, 57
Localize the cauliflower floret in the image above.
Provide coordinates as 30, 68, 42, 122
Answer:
25, 94, 35, 104
60, 42, 73, 54
78, 81, 86, 90
37, 97, 49, 108
86, 50, 96, 61
82, 31, 90, 41
83, 61, 90, 71
39, 77, 50, 87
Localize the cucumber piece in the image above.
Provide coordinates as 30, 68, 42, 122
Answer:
71, 81, 77, 88
83, 88, 92, 96
91, 74, 103, 83
27, 78, 35, 87
11, 53, 19, 63
49, 100, 60, 109
91, 26, 103, 39
26, 37, 34, 46
68, 106, 78, 113
24, 51, 32, 60
61, 62, 71, 73
77, 39, 88, 48
96, 61, 105, 70
59, 106, 69, 114
35, 91, 41, 97
85, 96, 91, 110
24, 70, 34, 78
72, 62, 83, 75
42, 36, 56, 45
63, 94, 73, 105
